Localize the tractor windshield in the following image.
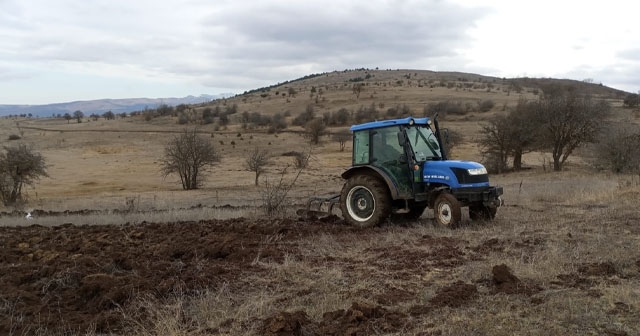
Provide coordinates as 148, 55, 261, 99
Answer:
406, 126, 442, 161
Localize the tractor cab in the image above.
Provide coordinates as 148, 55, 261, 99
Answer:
350, 117, 442, 199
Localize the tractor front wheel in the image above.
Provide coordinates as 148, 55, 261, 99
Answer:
434, 193, 462, 228
340, 175, 391, 227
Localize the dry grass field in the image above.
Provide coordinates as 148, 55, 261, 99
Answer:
1, 70, 639, 335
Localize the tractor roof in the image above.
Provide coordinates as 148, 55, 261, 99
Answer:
350, 117, 431, 132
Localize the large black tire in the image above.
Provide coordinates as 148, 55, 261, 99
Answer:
340, 175, 392, 227
469, 204, 498, 221
434, 193, 462, 228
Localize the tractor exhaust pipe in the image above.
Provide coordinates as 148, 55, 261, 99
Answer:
432, 112, 448, 160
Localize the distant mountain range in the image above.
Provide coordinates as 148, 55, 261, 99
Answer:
0, 94, 234, 117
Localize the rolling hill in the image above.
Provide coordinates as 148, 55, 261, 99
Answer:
0, 94, 233, 118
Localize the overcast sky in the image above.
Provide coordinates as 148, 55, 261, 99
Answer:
1, 0, 639, 105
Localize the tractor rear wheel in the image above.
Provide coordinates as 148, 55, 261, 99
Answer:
340, 175, 391, 227
434, 193, 462, 228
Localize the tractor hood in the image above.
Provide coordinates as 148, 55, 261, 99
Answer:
422, 160, 490, 188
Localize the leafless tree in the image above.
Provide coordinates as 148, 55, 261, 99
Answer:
478, 115, 512, 173
0, 144, 48, 206
506, 99, 539, 170
536, 87, 610, 171
245, 147, 271, 186
161, 128, 220, 190
103, 111, 115, 120
594, 124, 640, 174
352, 83, 364, 100
305, 118, 327, 145
73, 110, 84, 123
63, 113, 72, 123
331, 131, 351, 152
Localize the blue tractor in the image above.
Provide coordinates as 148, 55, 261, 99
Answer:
302, 116, 503, 227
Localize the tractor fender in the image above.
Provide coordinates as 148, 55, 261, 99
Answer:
426, 185, 452, 207
341, 165, 401, 200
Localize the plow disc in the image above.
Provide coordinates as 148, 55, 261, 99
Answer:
296, 195, 341, 219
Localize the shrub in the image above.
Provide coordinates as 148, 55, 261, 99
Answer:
0, 144, 48, 205
8, 134, 20, 141
478, 99, 495, 112
593, 125, 640, 173
177, 113, 189, 125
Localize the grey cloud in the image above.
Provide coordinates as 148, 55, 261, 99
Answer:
197, 1, 489, 86
1, 0, 492, 95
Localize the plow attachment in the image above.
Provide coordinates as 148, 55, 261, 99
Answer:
296, 194, 341, 219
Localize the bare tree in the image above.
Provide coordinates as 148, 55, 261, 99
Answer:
103, 111, 115, 120
63, 113, 72, 123
0, 144, 48, 206
352, 83, 364, 100
245, 147, 271, 186
161, 128, 220, 190
536, 88, 610, 171
623, 93, 639, 108
444, 129, 464, 158
73, 110, 84, 123
506, 99, 539, 170
594, 124, 640, 174
478, 115, 512, 173
304, 118, 327, 145
331, 131, 351, 151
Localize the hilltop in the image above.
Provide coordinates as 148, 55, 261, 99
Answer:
193, 69, 629, 124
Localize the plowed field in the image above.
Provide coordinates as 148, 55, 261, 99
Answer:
2, 204, 640, 335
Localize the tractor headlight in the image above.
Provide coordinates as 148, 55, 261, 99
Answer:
467, 167, 487, 175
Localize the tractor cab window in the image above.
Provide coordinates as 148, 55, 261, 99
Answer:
353, 130, 369, 165
406, 126, 442, 161
371, 126, 403, 164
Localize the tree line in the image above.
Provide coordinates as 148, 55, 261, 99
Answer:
478, 85, 640, 173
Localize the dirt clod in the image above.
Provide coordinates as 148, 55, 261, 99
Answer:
261, 311, 311, 336
578, 262, 617, 276
492, 264, 542, 296
429, 281, 477, 308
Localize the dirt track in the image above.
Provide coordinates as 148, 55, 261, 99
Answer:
1, 215, 639, 335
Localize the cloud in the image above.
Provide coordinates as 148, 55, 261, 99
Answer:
3, 0, 637, 103
193, 1, 488, 88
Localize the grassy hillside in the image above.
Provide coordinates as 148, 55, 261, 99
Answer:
200, 69, 628, 120
0, 69, 636, 212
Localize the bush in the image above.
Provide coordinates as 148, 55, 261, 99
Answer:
478, 99, 495, 112
593, 125, 640, 173
8, 134, 20, 141
623, 93, 639, 108
177, 113, 189, 125
0, 144, 48, 205
425, 101, 466, 117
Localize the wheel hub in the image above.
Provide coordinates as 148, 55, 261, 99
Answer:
438, 204, 452, 223
356, 198, 368, 210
